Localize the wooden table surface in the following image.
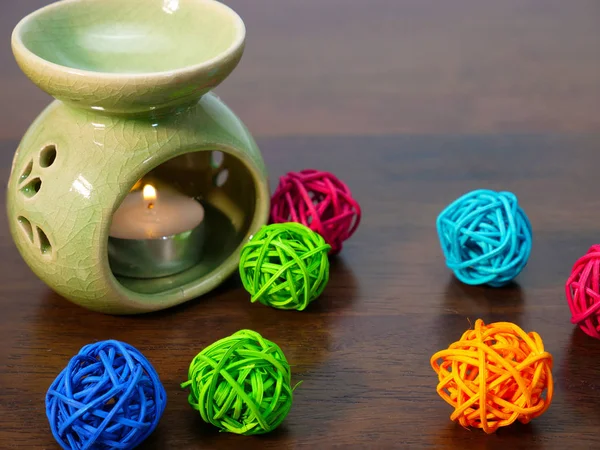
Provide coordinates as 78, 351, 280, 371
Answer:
2, 1, 600, 449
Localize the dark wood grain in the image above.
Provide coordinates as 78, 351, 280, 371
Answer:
2, 134, 600, 448
1, 0, 600, 139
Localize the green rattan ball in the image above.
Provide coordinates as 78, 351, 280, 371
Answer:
180, 329, 295, 435
239, 222, 331, 311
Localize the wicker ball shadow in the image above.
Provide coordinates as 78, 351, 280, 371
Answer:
239, 222, 331, 311
436, 189, 532, 287
566, 245, 600, 339
270, 169, 361, 254
431, 319, 554, 434
181, 329, 295, 435
46, 340, 166, 450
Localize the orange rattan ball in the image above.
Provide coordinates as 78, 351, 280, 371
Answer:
430, 319, 553, 433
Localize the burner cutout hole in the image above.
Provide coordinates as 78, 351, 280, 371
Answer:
214, 169, 229, 187
20, 160, 33, 182
40, 144, 57, 168
211, 151, 224, 169
37, 227, 52, 255
21, 178, 41, 198
18, 216, 33, 242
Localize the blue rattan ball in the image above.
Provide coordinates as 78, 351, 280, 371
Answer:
436, 189, 532, 287
46, 340, 166, 450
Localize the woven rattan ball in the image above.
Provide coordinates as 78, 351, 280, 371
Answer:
239, 222, 331, 311
431, 319, 553, 433
46, 340, 166, 450
270, 169, 361, 254
181, 329, 295, 435
566, 245, 600, 339
436, 189, 532, 286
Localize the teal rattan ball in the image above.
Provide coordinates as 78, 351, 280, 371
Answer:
239, 222, 331, 310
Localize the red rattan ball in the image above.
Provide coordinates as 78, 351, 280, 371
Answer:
566, 245, 600, 339
270, 170, 361, 254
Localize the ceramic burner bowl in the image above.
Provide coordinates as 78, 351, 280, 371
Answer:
12, 0, 246, 114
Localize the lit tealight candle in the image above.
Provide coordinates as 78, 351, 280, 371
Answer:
108, 183, 206, 278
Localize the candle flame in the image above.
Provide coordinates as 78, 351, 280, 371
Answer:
143, 184, 157, 209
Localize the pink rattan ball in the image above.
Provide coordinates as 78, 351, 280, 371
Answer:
566, 245, 600, 339
270, 170, 361, 254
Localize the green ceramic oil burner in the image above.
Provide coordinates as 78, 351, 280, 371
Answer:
8, 0, 269, 314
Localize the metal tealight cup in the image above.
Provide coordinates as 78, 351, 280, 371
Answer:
108, 221, 205, 279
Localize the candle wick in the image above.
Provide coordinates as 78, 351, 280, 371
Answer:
147, 202, 155, 210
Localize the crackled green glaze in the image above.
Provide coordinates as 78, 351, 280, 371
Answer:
8, 0, 269, 314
